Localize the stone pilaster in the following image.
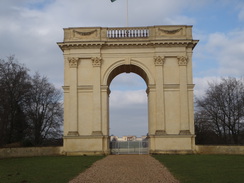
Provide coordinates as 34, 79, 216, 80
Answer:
147, 84, 156, 135
101, 85, 109, 136
154, 56, 166, 135
67, 57, 79, 136
92, 57, 103, 135
177, 56, 191, 135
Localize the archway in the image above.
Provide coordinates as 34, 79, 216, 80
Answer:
105, 64, 150, 136
109, 72, 148, 154
109, 72, 148, 138
58, 25, 198, 155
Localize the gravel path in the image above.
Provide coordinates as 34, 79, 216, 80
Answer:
69, 155, 179, 183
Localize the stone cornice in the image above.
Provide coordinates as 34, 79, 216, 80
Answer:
57, 40, 198, 51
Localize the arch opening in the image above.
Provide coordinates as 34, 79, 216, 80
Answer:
107, 64, 150, 154
107, 64, 149, 87
109, 73, 148, 137
109, 72, 149, 154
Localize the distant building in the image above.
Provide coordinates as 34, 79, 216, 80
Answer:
110, 135, 147, 141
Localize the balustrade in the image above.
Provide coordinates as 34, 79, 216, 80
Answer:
107, 27, 149, 38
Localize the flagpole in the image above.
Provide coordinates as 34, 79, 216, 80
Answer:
126, 0, 128, 27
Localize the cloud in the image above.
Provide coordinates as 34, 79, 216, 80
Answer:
193, 77, 222, 98
109, 90, 148, 137
237, 1, 244, 21
110, 73, 147, 91
204, 29, 244, 76
110, 90, 147, 108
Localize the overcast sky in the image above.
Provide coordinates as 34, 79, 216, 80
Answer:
1, 0, 244, 137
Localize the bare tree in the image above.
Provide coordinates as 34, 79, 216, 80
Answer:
0, 56, 31, 146
0, 56, 63, 147
26, 73, 63, 145
195, 110, 223, 144
196, 77, 244, 144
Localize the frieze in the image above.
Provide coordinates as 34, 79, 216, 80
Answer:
177, 56, 188, 66
154, 56, 165, 66
68, 57, 79, 68
159, 28, 182, 34
91, 57, 103, 67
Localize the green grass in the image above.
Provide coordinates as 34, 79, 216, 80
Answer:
153, 155, 244, 183
0, 156, 103, 183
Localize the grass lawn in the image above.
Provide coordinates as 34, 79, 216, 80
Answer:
0, 156, 103, 183
153, 154, 244, 183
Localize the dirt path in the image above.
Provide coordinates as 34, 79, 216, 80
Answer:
69, 155, 179, 183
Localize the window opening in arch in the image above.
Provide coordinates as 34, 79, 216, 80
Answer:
109, 73, 148, 139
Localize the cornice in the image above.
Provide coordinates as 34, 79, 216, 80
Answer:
57, 39, 198, 51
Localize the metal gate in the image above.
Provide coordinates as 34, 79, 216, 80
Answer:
110, 140, 149, 154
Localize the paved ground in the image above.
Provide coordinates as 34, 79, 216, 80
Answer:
69, 155, 179, 183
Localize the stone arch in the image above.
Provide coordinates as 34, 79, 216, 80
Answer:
102, 59, 155, 87
58, 25, 198, 155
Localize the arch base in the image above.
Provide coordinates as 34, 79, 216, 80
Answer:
63, 136, 110, 156
149, 135, 196, 154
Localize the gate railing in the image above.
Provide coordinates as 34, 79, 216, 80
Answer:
110, 140, 149, 154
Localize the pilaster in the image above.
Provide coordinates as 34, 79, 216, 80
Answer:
154, 56, 166, 135
178, 56, 191, 135
92, 57, 103, 135
67, 57, 79, 136
147, 84, 156, 136
101, 85, 109, 136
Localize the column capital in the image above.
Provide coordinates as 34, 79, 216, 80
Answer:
92, 57, 103, 67
177, 56, 188, 66
154, 56, 165, 66
68, 57, 79, 68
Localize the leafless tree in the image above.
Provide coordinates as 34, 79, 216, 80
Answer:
0, 56, 63, 147
0, 56, 31, 146
195, 77, 244, 144
26, 73, 63, 145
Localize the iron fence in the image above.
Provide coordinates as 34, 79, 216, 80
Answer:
110, 140, 149, 154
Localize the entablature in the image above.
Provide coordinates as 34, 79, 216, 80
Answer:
58, 40, 198, 51
57, 25, 199, 51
